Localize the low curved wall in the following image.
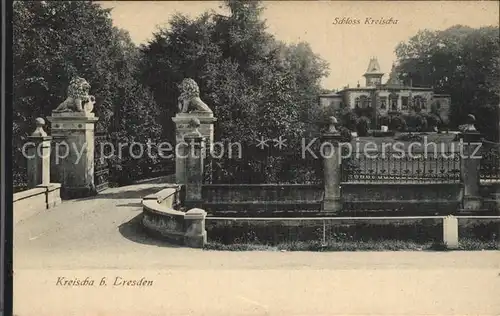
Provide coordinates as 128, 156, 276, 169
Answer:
141, 185, 207, 248
142, 199, 186, 244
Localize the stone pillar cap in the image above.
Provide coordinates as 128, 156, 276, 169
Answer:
47, 113, 99, 125
328, 116, 338, 130
31, 117, 48, 137
186, 208, 206, 215
321, 116, 341, 137
184, 208, 207, 219
463, 114, 477, 132
172, 112, 217, 123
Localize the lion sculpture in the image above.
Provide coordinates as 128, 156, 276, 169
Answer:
53, 77, 95, 113
177, 78, 213, 114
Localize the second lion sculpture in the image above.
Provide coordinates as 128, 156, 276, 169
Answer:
177, 78, 213, 114
53, 77, 95, 113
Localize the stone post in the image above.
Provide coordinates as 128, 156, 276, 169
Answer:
46, 78, 99, 198
181, 118, 205, 206
172, 112, 216, 184
47, 112, 98, 198
184, 208, 207, 248
321, 116, 343, 213
460, 114, 483, 212
25, 118, 62, 208
442, 215, 459, 249
26, 118, 52, 188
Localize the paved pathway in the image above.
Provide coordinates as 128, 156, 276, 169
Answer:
13, 183, 500, 316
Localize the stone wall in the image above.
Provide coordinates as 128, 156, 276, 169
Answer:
205, 215, 500, 249
198, 182, 497, 216
341, 183, 463, 215
201, 184, 323, 216
13, 184, 61, 224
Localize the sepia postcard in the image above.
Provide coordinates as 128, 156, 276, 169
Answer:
3, 1, 500, 315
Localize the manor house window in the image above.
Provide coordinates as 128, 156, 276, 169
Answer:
380, 97, 387, 109
390, 96, 398, 111
355, 97, 360, 108
359, 95, 370, 108
414, 96, 426, 109
401, 96, 409, 110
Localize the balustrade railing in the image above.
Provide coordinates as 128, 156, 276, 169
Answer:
480, 143, 500, 182
94, 132, 111, 191
341, 150, 461, 183
204, 154, 323, 185
106, 145, 175, 185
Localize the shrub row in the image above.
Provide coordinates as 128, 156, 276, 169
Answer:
338, 108, 443, 135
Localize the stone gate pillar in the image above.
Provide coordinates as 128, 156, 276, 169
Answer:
25, 117, 62, 207
184, 208, 207, 248
172, 78, 216, 184
26, 118, 52, 188
47, 77, 99, 198
321, 116, 343, 213
180, 118, 205, 207
460, 114, 483, 212
172, 112, 216, 184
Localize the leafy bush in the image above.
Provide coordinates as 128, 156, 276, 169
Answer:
379, 115, 391, 127
475, 104, 500, 142
404, 113, 428, 132
356, 116, 370, 136
354, 107, 375, 122
395, 133, 424, 142
372, 130, 395, 137
416, 116, 428, 132
340, 109, 358, 131
421, 113, 441, 131
389, 115, 406, 131
339, 126, 353, 142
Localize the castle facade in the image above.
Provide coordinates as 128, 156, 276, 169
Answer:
319, 57, 451, 124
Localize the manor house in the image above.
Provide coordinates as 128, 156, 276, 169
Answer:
319, 57, 451, 123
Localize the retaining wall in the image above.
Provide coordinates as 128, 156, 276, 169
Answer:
13, 183, 61, 224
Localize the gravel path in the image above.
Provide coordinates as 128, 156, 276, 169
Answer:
13, 183, 500, 315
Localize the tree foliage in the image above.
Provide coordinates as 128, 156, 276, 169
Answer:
139, 1, 329, 182
13, 1, 162, 186
141, 1, 328, 141
395, 25, 500, 137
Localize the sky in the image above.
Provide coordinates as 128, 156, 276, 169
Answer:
98, 1, 499, 90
